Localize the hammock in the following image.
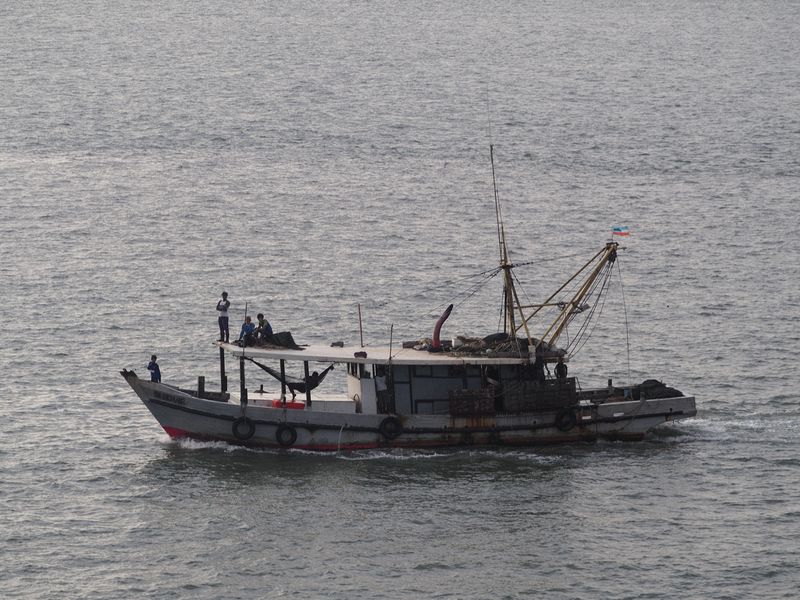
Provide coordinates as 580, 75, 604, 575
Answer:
244, 357, 334, 398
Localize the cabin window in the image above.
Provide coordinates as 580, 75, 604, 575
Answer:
448, 365, 467, 377
394, 384, 412, 414
414, 400, 450, 415
393, 366, 410, 383
432, 366, 450, 378
499, 364, 525, 382
412, 365, 455, 379
413, 365, 432, 377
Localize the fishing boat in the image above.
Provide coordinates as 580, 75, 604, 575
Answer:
121, 147, 696, 450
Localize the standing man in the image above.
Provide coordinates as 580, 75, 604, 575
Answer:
147, 355, 161, 382
555, 356, 568, 380
217, 291, 230, 342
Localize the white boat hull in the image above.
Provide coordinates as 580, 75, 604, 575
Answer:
122, 371, 696, 450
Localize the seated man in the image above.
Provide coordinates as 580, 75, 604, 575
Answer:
238, 316, 256, 347
255, 313, 273, 342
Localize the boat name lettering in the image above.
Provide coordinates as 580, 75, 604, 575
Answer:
154, 390, 186, 406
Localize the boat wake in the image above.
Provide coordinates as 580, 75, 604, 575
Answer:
163, 436, 569, 463
334, 448, 464, 461
663, 415, 800, 445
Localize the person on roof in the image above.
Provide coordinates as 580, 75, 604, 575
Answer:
256, 313, 273, 342
216, 291, 230, 342
238, 316, 256, 346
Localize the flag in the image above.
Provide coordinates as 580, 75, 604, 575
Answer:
612, 226, 630, 237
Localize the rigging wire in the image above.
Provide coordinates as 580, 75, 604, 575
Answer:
570, 265, 614, 352
616, 260, 632, 386
547, 260, 609, 347
392, 268, 503, 341
577, 266, 614, 351
424, 269, 501, 316
450, 270, 502, 313
484, 80, 494, 148
496, 296, 504, 334
565, 263, 615, 357
509, 252, 608, 347
511, 250, 601, 269
369, 248, 593, 314
369, 265, 502, 310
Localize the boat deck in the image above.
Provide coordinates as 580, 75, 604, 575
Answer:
219, 341, 535, 366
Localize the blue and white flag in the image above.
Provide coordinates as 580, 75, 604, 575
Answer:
611, 225, 630, 237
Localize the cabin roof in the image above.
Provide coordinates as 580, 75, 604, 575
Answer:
218, 342, 532, 366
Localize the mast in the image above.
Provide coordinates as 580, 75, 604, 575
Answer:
490, 145, 514, 335
509, 240, 619, 352
488, 150, 621, 357
489, 146, 535, 349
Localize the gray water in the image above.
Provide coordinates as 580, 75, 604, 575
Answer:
2, 1, 799, 598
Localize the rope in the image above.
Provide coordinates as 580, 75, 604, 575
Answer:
570, 265, 614, 354
617, 261, 632, 386
565, 263, 615, 357
365, 266, 502, 311
512, 250, 601, 269
394, 268, 502, 341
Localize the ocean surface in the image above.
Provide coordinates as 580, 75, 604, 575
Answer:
2, 1, 799, 598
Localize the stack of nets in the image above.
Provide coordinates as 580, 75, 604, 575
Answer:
402, 333, 565, 358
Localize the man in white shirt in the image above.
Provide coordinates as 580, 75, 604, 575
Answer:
216, 291, 230, 342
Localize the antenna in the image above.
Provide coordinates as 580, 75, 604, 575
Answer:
357, 303, 364, 348
489, 144, 505, 267
242, 300, 248, 354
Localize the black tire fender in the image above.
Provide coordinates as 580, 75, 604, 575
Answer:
378, 416, 403, 440
554, 408, 577, 432
232, 417, 256, 441
276, 424, 298, 447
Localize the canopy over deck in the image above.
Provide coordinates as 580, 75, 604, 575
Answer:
218, 342, 533, 366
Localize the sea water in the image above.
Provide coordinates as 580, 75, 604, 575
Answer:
1, 1, 798, 598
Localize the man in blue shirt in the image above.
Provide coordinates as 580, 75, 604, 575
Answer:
147, 355, 161, 382
239, 316, 256, 347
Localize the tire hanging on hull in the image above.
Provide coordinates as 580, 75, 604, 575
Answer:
276, 424, 298, 447
379, 416, 403, 440
232, 417, 256, 441
554, 408, 577, 432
